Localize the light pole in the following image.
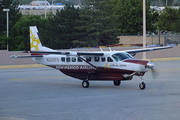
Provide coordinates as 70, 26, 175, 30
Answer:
143, 0, 146, 59
45, 0, 47, 18
3, 8, 10, 51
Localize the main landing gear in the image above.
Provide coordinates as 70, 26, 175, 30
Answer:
82, 80, 122, 88
82, 80, 89, 88
113, 80, 121, 86
82, 74, 90, 88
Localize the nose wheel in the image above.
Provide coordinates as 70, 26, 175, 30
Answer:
139, 76, 146, 90
139, 82, 146, 90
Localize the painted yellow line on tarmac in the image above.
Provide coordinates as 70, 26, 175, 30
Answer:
148, 69, 180, 72
10, 76, 69, 81
0, 64, 46, 69
146, 57, 180, 61
158, 69, 180, 72
0, 107, 32, 112
15, 112, 70, 118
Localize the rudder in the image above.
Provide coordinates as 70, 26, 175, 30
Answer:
30, 26, 43, 51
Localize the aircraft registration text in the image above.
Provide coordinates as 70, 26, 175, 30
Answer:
46, 58, 59, 62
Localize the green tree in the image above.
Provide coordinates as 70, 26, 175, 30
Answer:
171, 8, 180, 33
9, 14, 49, 51
111, 0, 158, 35
0, 0, 22, 50
171, 17, 180, 33
47, 4, 81, 49
156, 6, 179, 32
76, 0, 120, 47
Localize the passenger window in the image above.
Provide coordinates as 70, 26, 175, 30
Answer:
72, 57, 76, 62
66, 57, 70, 62
61, 57, 65, 62
107, 57, 113, 62
95, 57, 99, 62
86, 57, 91, 62
78, 58, 82, 62
101, 57, 105, 62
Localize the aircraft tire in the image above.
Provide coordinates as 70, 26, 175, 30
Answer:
139, 82, 146, 90
113, 80, 121, 86
82, 81, 89, 88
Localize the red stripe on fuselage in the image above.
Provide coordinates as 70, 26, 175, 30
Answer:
123, 59, 148, 65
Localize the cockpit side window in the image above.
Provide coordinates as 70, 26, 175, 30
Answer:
112, 52, 132, 61
112, 55, 120, 62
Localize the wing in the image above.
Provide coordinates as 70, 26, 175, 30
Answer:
30, 51, 104, 56
125, 46, 172, 54
10, 46, 172, 58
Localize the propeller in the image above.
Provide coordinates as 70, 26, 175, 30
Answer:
151, 67, 159, 79
146, 61, 159, 79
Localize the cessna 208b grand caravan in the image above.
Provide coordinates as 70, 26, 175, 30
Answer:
10, 26, 172, 90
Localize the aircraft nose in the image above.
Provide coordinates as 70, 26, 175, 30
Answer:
146, 61, 154, 68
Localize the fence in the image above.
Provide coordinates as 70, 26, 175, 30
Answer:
151, 34, 180, 45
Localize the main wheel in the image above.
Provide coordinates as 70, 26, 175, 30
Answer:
113, 80, 121, 86
139, 82, 146, 90
82, 81, 89, 88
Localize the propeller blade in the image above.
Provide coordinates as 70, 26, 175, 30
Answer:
151, 68, 159, 79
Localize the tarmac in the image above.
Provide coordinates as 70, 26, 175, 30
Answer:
0, 60, 180, 120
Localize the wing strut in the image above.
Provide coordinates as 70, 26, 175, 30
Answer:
78, 56, 100, 71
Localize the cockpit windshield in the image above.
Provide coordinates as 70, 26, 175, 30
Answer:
112, 52, 133, 62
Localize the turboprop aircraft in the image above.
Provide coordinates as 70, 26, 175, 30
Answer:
10, 26, 172, 90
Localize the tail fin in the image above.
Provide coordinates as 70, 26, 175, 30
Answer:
30, 26, 54, 51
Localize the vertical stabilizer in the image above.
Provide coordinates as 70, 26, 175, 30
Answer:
30, 26, 54, 51
30, 26, 43, 51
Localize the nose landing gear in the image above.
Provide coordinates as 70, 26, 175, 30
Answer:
139, 76, 146, 90
139, 82, 146, 90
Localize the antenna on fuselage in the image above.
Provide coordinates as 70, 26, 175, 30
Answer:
99, 47, 103, 52
109, 47, 112, 52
